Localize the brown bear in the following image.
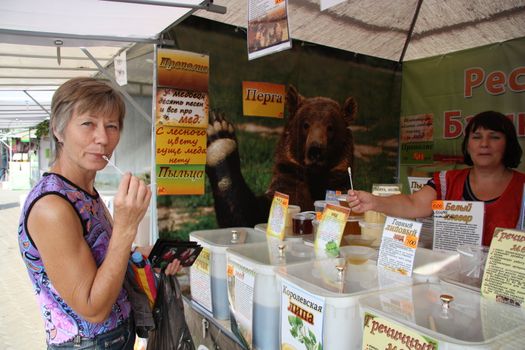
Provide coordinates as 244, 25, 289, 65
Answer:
206, 85, 357, 228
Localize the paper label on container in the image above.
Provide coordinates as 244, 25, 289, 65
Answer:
189, 247, 212, 312
377, 217, 422, 277
362, 312, 438, 350
267, 191, 289, 240
432, 200, 483, 251
314, 203, 350, 258
480, 294, 525, 341
481, 228, 525, 308
281, 281, 325, 350
227, 256, 255, 348
372, 183, 402, 196
407, 177, 431, 194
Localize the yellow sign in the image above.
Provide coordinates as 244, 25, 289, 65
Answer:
267, 191, 289, 240
314, 203, 350, 258
481, 228, 525, 308
362, 312, 438, 350
156, 164, 205, 195
242, 81, 285, 118
155, 125, 206, 165
157, 49, 209, 92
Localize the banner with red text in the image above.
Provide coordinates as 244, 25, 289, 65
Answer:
400, 37, 525, 192
156, 48, 209, 195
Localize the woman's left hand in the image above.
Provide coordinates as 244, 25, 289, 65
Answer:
135, 245, 183, 276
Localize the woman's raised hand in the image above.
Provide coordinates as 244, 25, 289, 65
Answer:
113, 173, 152, 239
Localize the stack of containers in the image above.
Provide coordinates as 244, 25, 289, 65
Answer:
189, 227, 266, 320
359, 282, 525, 349
277, 257, 416, 349
226, 241, 315, 350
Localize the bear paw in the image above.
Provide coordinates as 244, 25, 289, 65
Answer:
206, 111, 238, 168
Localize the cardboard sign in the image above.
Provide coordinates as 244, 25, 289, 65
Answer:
189, 247, 212, 312
481, 228, 525, 308
432, 200, 484, 251
281, 281, 325, 350
362, 312, 438, 350
314, 203, 350, 258
267, 191, 289, 240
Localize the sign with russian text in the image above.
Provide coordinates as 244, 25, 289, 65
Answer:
399, 37, 525, 194
481, 228, 525, 308
156, 88, 209, 128
156, 164, 205, 195
377, 217, 422, 277
432, 200, 484, 251
242, 81, 285, 118
281, 281, 325, 350
314, 203, 350, 258
190, 247, 212, 312
155, 48, 209, 195
362, 312, 438, 350
267, 191, 289, 240
400, 113, 434, 164
155, 126, 206, 165
227, 256, 256, 348
157, 49, 209, 92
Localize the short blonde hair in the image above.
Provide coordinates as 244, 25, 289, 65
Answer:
50, 77, 125, 163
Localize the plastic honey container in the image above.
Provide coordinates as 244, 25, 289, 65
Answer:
226, 241, 315, 350
359, 221, 384, 247
189, 227, 266, 320
359, 282, 525, 350
277, 258, 415, 349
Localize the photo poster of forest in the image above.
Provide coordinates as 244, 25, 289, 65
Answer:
157, 16, 401, 240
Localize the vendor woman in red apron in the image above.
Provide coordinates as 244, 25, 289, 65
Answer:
347, 110, 525, 246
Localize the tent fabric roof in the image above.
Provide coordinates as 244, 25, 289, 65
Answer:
194, 0, 525, 62
1, 0, 525, 130
0, 0, 203, 129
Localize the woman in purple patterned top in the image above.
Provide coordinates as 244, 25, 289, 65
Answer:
18, 77, 180, 349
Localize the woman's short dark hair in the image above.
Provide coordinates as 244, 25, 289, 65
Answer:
462, 110, 522, 168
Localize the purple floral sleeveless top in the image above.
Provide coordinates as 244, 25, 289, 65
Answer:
18, 173, 131, 345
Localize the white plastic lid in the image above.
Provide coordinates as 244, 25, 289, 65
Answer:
190, 227, 265, 247
359, 283, 525, 345
226, 241, 315, 275
277, 258, 413, 301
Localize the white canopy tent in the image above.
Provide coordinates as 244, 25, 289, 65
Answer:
195, 0, 525, 62
2, 0, 525, 130
0, 0, 224, 129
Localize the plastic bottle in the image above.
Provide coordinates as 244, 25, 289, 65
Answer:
131, 251, 146, 268
129, 251, 154, 339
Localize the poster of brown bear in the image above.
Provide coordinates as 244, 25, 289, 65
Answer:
156, 16, 401, 239
206, 85, 356, 227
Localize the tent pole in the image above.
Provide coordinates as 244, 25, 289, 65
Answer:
399, 0, 423, 63
23, 91, 51, 117
81, 47, 152, 124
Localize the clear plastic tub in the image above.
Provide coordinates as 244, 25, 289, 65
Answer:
359, 221, 384, 247
226, 241, 315, 350
189, 227, 266, 319
277, 258, 415, 349
359, 282, 525, 350
457, 244, 489, 288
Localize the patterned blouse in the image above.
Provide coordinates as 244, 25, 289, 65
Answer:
18, 173, 131, 345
